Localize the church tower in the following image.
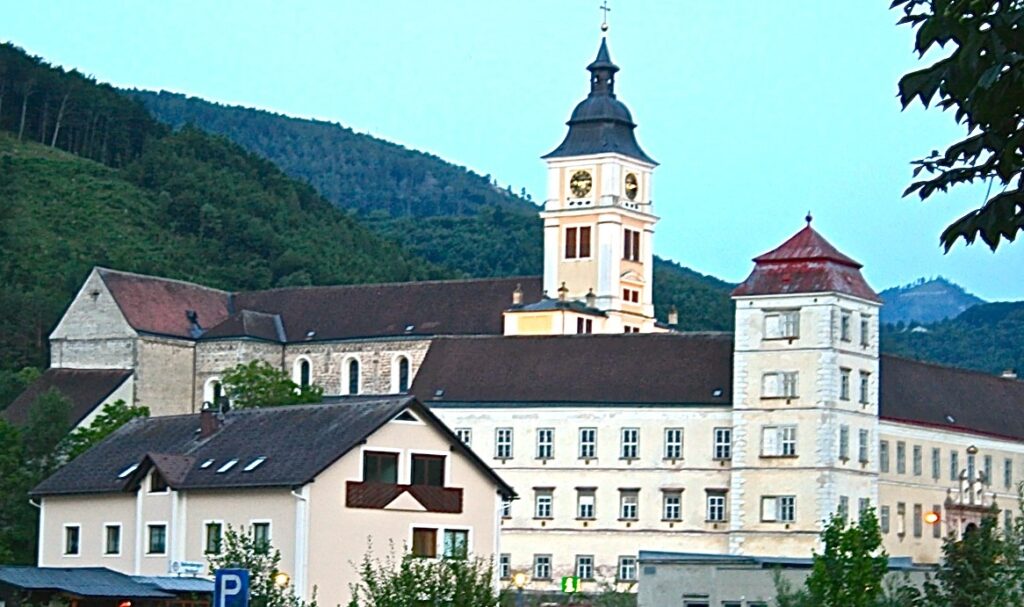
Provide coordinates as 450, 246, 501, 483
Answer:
504, 37, 660, 336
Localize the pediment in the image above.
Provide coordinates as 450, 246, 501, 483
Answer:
620, 270, 645, 284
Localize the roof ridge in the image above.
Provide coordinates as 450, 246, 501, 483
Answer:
882, 353, 1021, 383
96, 267, 231, 295
238, 274, 541, 296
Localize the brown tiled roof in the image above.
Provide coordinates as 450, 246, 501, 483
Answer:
411, 333, 734, 405
732, 226, 881, 303
880, 355, 1024, 441
234, 276, 542, 341
2, 368, 132, 427
32, 397, 514, 499
201, 310, 285, 342
98, 268, 231, 338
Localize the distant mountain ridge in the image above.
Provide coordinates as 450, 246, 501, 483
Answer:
879, 277, 985, 325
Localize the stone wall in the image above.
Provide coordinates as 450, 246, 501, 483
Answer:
50, 269, 137, 369
284, 338, 432, 396
135, 336, 196, 417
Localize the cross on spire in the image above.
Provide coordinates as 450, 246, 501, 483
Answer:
600, 0, 611, 32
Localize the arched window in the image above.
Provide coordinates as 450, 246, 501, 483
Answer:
203, 377, 222, 406
293, 357, 312, 388
347, 358, 360, 395
398, 356, 410, 393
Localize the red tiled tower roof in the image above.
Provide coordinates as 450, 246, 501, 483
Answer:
732, 225, 881, 302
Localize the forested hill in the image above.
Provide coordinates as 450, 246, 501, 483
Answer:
879, 277, 985, 325
131, 89, 739, 331
0, 43, 443, 408
130, 90, 538, 218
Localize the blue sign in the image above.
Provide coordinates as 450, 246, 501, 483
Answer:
215, 569, 249, 607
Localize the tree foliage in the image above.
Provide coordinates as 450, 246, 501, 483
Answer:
346, 540, 498, 607
221, 361, 323, 409
59, 400, 149, 461
208, 525, 317, 607
893, 0, 1024, 251
806, 509, 890, 607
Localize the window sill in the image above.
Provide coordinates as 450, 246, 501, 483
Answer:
663, 456, 684, 462
533, 517, 553, 521
760, 396, 798, 402
759, 454, 798, 459
575, 517, 596, 521
617, 518, 639, 522
763, 336, 799, 342
661, 518, 682, 523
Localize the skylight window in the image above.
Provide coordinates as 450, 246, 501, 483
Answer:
199, 459, 215, 469
243, 457, 267, 472
117, 463, 139, 479
216, 459, 239, 473
404, 325, 415, 332
712, 388, 724, 397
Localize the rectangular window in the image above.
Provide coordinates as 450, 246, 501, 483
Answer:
840, 311, 852, 342
762, 371, 799, 398
840, 368, 851, 401
761, 425, 797, 457
706, 491, 727, 522
622, 288, 640, 304
861, 317, 871, 346
761, 495, 796, 523
764, 310, 800, 339
104, 524, 121, 556
968, 453, 977, 481
363, 451, 398, 484
443, 529, 468, 559
620, 490, 639, 520
839, 425, 850, 460
575, 555, 594, 580
535, 490, 553, 519
620, 427, 639, 459
859, 497, 871, 516
664, 428, 683, 459
536, 428, 554, 460
204, 522, 222, 554
913, 445, 923, 476
714, 427, 732, 460
577, 490, 596, 519
565, 226, 592, 259
663, 491, 682, 521
859, 371, 870, 404
951, 450, 960, 481
897, 441, 906, 474
858, 429, 869, 464
495, 428, 513, 459
1006, 458, 1014, 489
618, 556, 637, 581
932, 448, 941, 480
880, 505, 891, 533
985, 455, 993, 485
64, 525, 80, 556
252, 522, 270, 554
913, 504, 923, 538
412, 527, 437, 558
534, 554, 552, 580
455, 428, 472, 446
838, 496, 849, 522
880, 440, 890, 473
576, 317, 593, 334
579, 427, 597, 459
897, 502, 906, 536
623, 228, 641, 262
499, 554, 511, 579
933, 505, 942, 539
150, 472, 169, 493
147, 524, 167, 555
411, 454, 445, 487
502, 499, 512, 519
1006, 510, 1014, 534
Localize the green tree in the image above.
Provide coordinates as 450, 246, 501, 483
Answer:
0, 419, 27, 563
207, 525, 317, 607
893, 0, 1024, 251
21, 389, 71, 478
806, 509, 889, 607
221, 361, 323, 409
347, 540, 498, 607
59, 400, 150, 461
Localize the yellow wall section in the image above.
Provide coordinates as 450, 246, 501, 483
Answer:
515, 314, 555, 335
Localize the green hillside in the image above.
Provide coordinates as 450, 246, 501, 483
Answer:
879, 277, 985, 325
132, 89, 737, 330
0, 44, 443, 408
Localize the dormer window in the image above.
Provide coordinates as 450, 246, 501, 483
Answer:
764, 310, 799, 339
149, 471, 169, 493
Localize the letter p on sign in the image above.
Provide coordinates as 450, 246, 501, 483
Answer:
215, 569, 250, 607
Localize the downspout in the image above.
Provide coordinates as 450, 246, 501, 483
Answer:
291, 486, 311, 600
29, 498, 42, 565
134, 488, 144, 574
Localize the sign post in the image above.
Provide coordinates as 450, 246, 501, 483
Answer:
214, 569, 250, 607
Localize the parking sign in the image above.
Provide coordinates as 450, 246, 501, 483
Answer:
215, 569, 250, 607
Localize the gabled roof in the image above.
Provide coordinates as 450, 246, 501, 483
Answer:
32, 397, 514, 499
0, 566, 174, 598
2, 368, 132, 427
732, 225, 881, 302
411, 333, 733, 405
880, 354, 1024, 442
201, 309, 285, 342
98, 268, 230, 338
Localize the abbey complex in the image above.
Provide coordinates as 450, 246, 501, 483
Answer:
7, 36, 1024, 602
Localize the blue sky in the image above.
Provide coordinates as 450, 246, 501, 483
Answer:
6, 1, 1022, 300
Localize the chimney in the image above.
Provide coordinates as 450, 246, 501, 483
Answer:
585, 288, 596, 309
558, 282, 569, 302
199, 403, 221, 439
1003, 369, 1018, 380
512, 283, 523, 306
667, 305, 679, 327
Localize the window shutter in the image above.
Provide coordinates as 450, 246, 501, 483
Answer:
762, 426, 779, 456
765, 314, 781, 339
761, 496, 778, 522
762, 373, 780, 398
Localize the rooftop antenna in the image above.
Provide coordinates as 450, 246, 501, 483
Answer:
600, 0, 611, 32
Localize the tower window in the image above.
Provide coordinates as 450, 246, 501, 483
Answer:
622, 288, 640, 303
346, 358, 360, 395
396, 356, 410, 392
764, 310, 800, 339
565, 226, 592, 259
576, 317, 593, 334
623, 229, 641, 262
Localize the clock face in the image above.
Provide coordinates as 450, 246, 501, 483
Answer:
625, 173, 639, 200
570, 170, 593, 198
